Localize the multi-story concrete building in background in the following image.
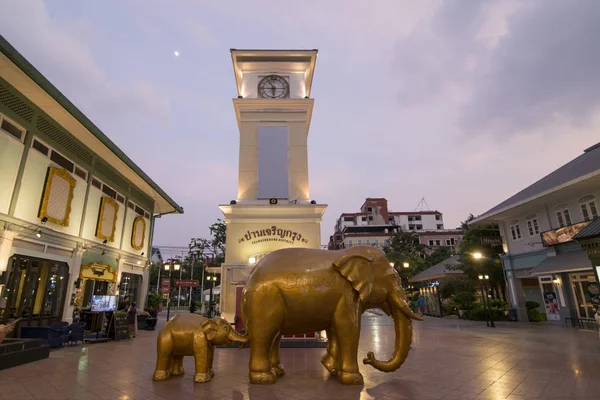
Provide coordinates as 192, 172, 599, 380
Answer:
0, 35, 182, 326
471, 141, 600, 324
328, 198, 463, 252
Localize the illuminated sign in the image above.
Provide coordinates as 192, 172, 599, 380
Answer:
541, 221, 592, 247
238, 226, 309, 245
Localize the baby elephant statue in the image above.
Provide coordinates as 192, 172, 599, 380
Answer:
243, 246, 424, 385
153, 314, 248, 383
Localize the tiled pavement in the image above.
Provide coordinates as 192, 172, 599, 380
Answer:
2, 313, 600, 400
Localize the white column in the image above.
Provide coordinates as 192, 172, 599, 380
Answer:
115, 258, 125, 297
63, 248, 84, 323
139, 267, 150, 310
0, 231, 16, 274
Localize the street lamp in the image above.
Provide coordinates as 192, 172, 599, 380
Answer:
403, 262, 410, 268
207, 275, 218, 318
164, 261, 180, 322
478, 273, 495, 328
473, 252, 482, 259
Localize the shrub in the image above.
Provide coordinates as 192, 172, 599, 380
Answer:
439, 278, 475, 299
411, 292, 421, 302
468, 305, 486, 320
527, 308, 546, 322
488, 298, 509, 310
451, 291, 476, 311
147, 293, 162, 310
467, 303, 506, 321
526, 301, 541, 310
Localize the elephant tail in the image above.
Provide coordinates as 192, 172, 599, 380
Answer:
238, 288, 248, 349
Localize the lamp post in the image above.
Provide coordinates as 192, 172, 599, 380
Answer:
473, 251, 495, 328
207, 275, 218, 318
164, 260, 181, 322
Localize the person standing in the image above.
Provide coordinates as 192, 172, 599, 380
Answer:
127, 301, 137, 338
190, 301, 196, 314
417, 295, 425, 316
118, 296, 130, 311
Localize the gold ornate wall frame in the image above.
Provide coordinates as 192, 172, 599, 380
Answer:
79, 262, 117, 283
131, 216, 146, 250
38, 166, 77, 226
96, 197, 119, 242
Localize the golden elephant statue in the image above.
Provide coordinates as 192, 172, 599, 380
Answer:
242, 246, 423, 385
153, 314, 248, 383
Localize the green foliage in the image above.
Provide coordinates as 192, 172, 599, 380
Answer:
439, 278, 475, 299
411, 292, 420, 302
526, 301, 541, 310
451, 291, 476, 311
467, 303, 506, 321
467, 305, 487, 320
527, 308, 546, 322
488, 298, 508, 310
147, 293, 162, 310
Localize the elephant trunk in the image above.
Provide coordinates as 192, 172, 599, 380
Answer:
229, 328, 248, 349
363, 292, 423, 372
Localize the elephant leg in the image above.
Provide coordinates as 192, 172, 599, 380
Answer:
249, 328, 278, 384
169, 356, 185, 376
207, 343, 215, 378
333, 304, 363, 385
153, 334, 173, 381
192, 334, 212, 383
270, 334, 284, 377
321, 328, 339, 376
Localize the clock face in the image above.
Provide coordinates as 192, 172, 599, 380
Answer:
258, 75, 290, 99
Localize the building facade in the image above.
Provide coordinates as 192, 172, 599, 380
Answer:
218, 50, 327, 324
471, 142, 600, 324
328, 198, 463, 252
0, 36, 182, 325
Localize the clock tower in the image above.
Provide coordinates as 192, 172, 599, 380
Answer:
218, 49, 327, 323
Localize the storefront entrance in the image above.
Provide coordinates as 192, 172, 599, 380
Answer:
570, 272, 597, 319
1, 255, 69, 326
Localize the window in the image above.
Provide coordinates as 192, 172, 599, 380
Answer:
435, 240, 441, 246
579, 195, 598, 221
92, 177, 124, 204
416, 225, 423, 230
556, 208, 572, 227
374, 240, 379, 247
388, 216, 394, 222
414, 216, 422, 221
437, 224, 443, 229
366, 239, 371, 246
357, 240, 362, 245
446, 238, 456, 246
0, 115, 25, 142
428, 240, 434, 246
368, 216, 373, 221
366, 207, 373, 212
435, 214, 442, 221
510, 223, 522, 241
361, 217, 367, 221
32, 139, 49, 156
527, 218, 539, 236
348, 240, 353, 248
409, 225, 415, 230
31, 137, 87, 181
128, 201, 135, 211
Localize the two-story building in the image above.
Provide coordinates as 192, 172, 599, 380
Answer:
0, 35, 182, 326
328, 198, 463, 252
470, 142, 600, 324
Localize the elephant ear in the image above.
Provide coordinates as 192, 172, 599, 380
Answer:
202, 319, 218, 341
332, 253, 375, 303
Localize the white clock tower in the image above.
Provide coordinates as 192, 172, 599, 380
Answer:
218, 49, 327, 323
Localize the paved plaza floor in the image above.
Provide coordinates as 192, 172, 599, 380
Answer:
2, 312, 600, 400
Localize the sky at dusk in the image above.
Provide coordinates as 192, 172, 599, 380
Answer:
1, 0, 598, 254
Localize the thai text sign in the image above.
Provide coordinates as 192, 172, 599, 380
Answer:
541, 221, 591, 247
480, 236, 503, 247
174, 279, 200, 287
238, 225, 309, 245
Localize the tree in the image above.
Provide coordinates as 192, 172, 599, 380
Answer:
383, 229, 428, 283
450, 214, 506, 299
209, 219, 226, 264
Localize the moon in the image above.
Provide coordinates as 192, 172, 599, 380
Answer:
174, 51, 180, 57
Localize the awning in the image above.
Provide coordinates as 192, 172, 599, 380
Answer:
409, 255, 464, 283
530, 250, 592, 276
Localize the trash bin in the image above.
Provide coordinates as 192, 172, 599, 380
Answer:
506, 308, 518, 321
